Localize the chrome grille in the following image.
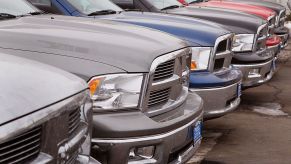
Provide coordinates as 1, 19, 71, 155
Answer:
153, 59, 175, 81
268, 15, 276, 35
0, 126, 41, 163
212, 34, 234, 73
148, 88, 171, 107
68, 108, 81, 136
142, 48, 191, 116
256, 24, 268, 52
278, 9, 286, 27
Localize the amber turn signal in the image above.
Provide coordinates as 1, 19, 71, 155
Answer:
191, 61, 197, 71
88, 78, 102, 96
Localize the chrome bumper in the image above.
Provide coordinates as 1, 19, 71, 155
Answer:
91, 112, 203, 164
190, 81, 241, 120
232, 58, 274, 88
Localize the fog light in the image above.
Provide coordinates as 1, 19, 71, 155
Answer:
248, 69, 261, 78
129, 146, 155, 160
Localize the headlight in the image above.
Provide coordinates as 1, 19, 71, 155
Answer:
88, 74, 143, 110
191, 47, 212, 71
232, 34, 255, 52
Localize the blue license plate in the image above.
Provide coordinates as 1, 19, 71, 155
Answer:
237, 83, 242, 97
193, 121, 202, 144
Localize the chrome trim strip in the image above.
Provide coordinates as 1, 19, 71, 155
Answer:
91, 112, 203, 144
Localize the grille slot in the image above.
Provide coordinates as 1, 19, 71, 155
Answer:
0, 126, 41, 163
258, 25, 268, 38
148, 88, 170, 107
68, 108, 81, 136
213, 58, 225, 71
153, 59, 175, 81
216, 39, 227, 53
268, 16, 276, 35
279, 10, 286, 27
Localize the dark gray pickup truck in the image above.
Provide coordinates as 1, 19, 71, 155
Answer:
0, 53, 97, 163
0, 1, 204, 163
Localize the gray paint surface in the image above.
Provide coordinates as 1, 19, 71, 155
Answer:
0, 53, 87, 125
0, 15, 187, 81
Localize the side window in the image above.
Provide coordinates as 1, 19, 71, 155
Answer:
28, 0, 63, 14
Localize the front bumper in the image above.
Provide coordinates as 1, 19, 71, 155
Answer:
190, 80, 241, 120
232, 58, 275, 88
91, 92, 203, 164
189, 68, 242, 119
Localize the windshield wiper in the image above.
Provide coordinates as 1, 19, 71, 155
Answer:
124, 9, 141, 12
189, 0, 204, 4
161, 5, 180, 10
27, 11, 47, 15
88, 10, 117, 16
0, 13, 16, 19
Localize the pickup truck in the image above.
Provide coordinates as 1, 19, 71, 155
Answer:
0, 53, 97, 163
112, 0, 281, 89
220, 0, 289, 48
181, 0, 289, 48
28, 0, 243, 120
0, 1, 203, 163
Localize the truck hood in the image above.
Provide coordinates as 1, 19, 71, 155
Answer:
97, 11, 231, 47
0, 15, 187, 73
0, 53, 87, 126
193, 1, 276, 19
166, 6, 266, 34
223, 0, 285, 14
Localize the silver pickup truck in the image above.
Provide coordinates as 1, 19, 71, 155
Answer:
0, 0, 204, 163
0, 53, 98, 163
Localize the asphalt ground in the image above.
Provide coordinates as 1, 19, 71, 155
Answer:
188, 39, 291, 164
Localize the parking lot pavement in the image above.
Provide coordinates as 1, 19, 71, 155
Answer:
188, 40, 291, 164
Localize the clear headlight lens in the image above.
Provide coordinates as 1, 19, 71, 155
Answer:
88, 74, 143, 110
232, 34, 255, 52
191, 47, 212, 71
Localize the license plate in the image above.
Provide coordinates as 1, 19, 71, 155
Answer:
193, 121, 202, 144
237, 82, 242, 97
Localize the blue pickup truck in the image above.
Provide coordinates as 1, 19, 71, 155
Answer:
28, 0, 243, 120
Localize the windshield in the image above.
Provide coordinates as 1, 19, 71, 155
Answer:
147, 0, 183, 10
67, 0, 123, 15
0, 0, 39, 16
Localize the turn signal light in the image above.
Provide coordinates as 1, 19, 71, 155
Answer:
88, 78, 102, 96
191, 61, 197, 71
